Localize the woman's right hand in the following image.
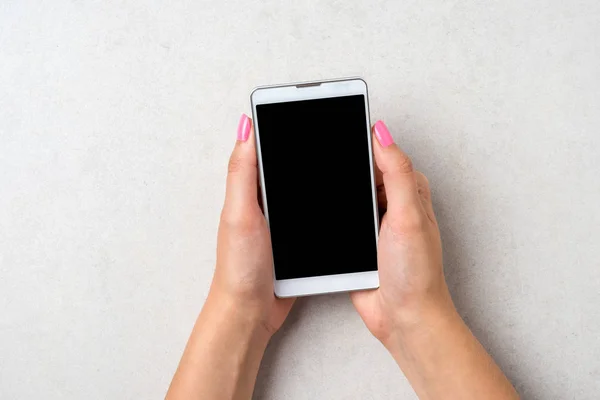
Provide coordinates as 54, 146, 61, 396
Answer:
352, 120, 519, 400
351, 120, 455, 344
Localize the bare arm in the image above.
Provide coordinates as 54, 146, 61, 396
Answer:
166, 295, 270, 400
385, 301, 518, 400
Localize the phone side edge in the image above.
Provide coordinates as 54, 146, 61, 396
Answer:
250, 92, 281, 297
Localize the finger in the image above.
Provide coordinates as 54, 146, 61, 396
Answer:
349, 289, 381, 334
377, 184, 387, 212
374, 163, 387, 211
415, 171, 436, 223
224, 114, 258, 214
349, 288, 376, 311
372, 120, 421, 214
375, 160, 383, 187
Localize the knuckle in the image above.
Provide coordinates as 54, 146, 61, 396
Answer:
393, 153, 414, 174
415, 171, 431, 197
386, 206, 427, 235
227, 154, 245, 174
221, 206, 264, 235
415, 171, 430, 188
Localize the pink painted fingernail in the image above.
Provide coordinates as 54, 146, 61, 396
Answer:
237, 114, 251, 142
373, 120, 394, 147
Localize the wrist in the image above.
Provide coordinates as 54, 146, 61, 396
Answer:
202, 291, 273, 346
173, 291, 271, 400
382, 291, 460, 353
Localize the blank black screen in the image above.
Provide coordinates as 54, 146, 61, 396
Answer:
256, 95, 377, 280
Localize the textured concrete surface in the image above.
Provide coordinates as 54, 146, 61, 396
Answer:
1, 1, 600, 399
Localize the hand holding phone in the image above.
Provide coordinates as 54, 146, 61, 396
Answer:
213, 113, 294, 335
168, 92, 519, 400
350, 121, 519, 400
350, 119, 449, 338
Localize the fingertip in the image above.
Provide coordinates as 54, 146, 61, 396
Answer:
224, 114, 259, 210
371, 134, 413, 175
350, 288, 379, 318
370, 122, 419, 211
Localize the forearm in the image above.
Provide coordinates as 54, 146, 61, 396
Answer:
166, 293, 270, 400
386, 300, 519, 400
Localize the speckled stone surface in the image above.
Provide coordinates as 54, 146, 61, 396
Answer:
1, 1, 599, 399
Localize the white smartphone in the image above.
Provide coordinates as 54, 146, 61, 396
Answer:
251, 78, 379, 297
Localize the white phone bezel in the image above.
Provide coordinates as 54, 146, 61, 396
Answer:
250, 78, 379, 298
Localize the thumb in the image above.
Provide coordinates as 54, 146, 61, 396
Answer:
372, 120, 421, 215
224, 114, 258, 213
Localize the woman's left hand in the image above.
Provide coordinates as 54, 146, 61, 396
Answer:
167, 114, 294, 400
210, 113, 294, 336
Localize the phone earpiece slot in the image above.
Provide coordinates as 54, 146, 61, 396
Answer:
295, 82, 322, 88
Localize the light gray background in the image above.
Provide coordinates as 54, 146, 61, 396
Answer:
1, 1, 599, 399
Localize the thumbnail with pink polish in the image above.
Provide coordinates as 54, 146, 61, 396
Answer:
237, 114, 250, 142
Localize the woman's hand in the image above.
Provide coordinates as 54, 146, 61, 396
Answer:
351, 120, 453, 343
351, 120, 519, 400
166, 114, 293, 400
168, 115, 518, 400
211, 113, 294, 335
